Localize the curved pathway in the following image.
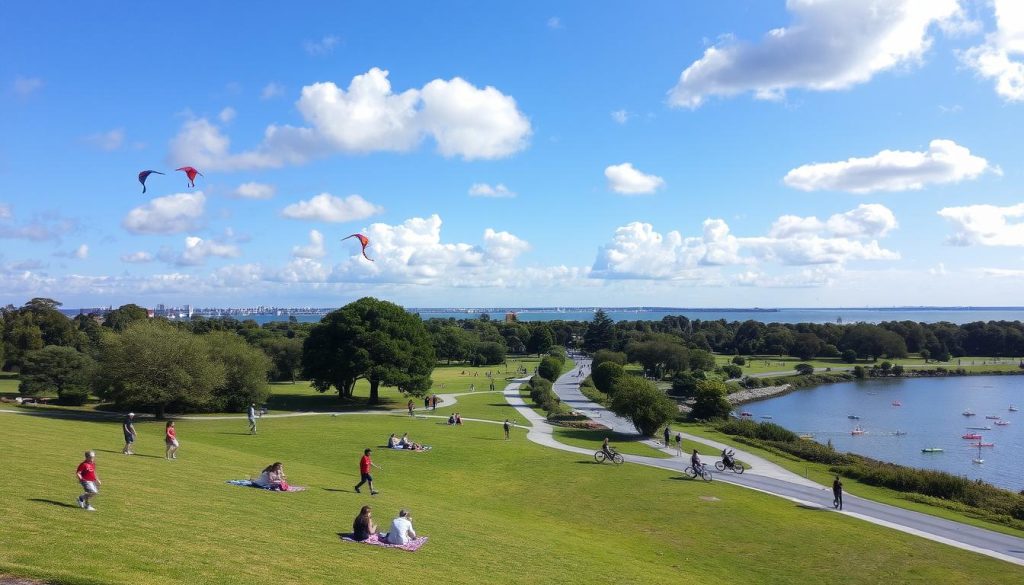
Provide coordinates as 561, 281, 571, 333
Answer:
507, 359, 1024, 567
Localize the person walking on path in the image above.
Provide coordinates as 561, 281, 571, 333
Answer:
674, 433, 683, 456
423, 396, 430, 410
503, 419, 511, 440
833, 476, 844, 510
164, 421, 179, 460
431, 395, 438, 410
248, 403, 258, 435
354, 448, 382, 495
407, 399, 415, 417
121, 413, 137, 455
663, 425, 671, 448
75, 451, 101, 511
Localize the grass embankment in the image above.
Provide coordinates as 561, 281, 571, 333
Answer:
680, 423, 1024, 537
715, 354, 1024, 375
1, 412, 1022, 584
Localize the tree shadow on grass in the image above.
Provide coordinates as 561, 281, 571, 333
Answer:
553, 428, 647, 445
94, 449, 162, 459
265, 392, 398, 414
28, 498, 78, 508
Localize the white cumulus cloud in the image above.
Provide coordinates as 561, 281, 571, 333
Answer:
669, 0, 967, 108
121, 251, 154, 263
168, 68, 531, 170
0, 203, 10, 219
468, 183, 515, 198
281, 193, 383, 223
164, 236, 241, 266
770, 204, 898, 239
605, 163, 665, 195
784, 139, 995, 193
292, 229, 327, 259
122, 192, 206, 235
938, 202, 1024, 246
232, 182, 276, 199
960, 0, 1024, 102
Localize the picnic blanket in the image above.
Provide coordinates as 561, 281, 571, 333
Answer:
338, 533, 429, 552
226, 480, 307, 492
383, 445, 432, 452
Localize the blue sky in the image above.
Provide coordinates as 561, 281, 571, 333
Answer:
3, 0, 1024, 309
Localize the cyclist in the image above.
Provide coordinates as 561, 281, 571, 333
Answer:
690, 449, 704, 474
601, 437, 615, 459
721, 448, 736, 469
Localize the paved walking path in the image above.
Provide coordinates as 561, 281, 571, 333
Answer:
505, 359, 1024, 567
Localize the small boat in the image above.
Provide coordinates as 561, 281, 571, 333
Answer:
760, 415, 773, 419
893, 431, 907, 436
1010, 405, 1019, 412
851, 426, 865, 435
891, 400, 902, 407
962, 433, 982, 440
994, 420, 1010, 426
966, 426, 991, 430
798, 434, 814, 440
962, 410, 976, 416
848, 415, 860, 420
985, 415, 1001, 420
973, 441, 984, 464
921, 448, 943, 453
740, 411, 752, 417
972, 442, 995, 448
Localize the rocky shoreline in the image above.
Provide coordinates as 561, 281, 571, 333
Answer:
727, 384, 794, 406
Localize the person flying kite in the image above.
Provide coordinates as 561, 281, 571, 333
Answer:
138, 170, 164, 194
175, 166, 204, 188
342, 233, 374, 262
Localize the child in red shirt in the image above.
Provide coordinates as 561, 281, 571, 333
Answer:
165, 421, 179, 460
75, 451, 101, 511
354, 448, 383, 495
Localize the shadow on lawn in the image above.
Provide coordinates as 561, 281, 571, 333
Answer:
94, 449, 162, 459
554, 428, 649, 444
265, 389, 399, 414
28, 498, 79, 508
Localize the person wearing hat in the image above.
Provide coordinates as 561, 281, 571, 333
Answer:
384, 509, 416, 545
121, 412, 137, 455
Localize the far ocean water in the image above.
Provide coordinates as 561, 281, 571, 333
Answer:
176, 307, 1024, 326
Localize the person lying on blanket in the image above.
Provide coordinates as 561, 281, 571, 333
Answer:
384, 509, 417, 545
254, 462, 289, 491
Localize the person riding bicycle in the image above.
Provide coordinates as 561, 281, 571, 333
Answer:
690, 449, 703, 472
601, 437, 615, 458
721, 448, 736, 468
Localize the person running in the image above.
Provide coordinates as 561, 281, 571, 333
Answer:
674, 433, 683, 456
352, 505, 378, 542
503, 419, 511, 440
407, 399, 415, 417
76, 451, 101, 511
164, 421, 179, 460
833, 476, 844, 510
247, 403, 258, 435
121, 413, 137, 455
663, 425, 671, 448
354, 449, 382, 495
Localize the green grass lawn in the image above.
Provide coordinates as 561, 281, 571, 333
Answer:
1, 411, 1022, 585
715, 354, 1024, 375
679, 423, 1024, 537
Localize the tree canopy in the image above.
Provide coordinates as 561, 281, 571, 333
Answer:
302, 297, 435, 403
609, 376, 678, 436
19, 345, 95, 405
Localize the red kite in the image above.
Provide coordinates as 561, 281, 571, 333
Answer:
342, 233, 373, 262
175, 166, 204, 188
138, 170, 164, 194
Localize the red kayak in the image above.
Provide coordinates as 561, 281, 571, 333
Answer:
961, 433, 982, 439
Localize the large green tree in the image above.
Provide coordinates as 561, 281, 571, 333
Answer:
302, 297, 435, 403
19, 345, 95, 405
527, 326, 554, 356
206, 331, 271, 411
609, 376, 678, 436
103, 303, 150, 332
96, 321, 225, 417
583, 309, 616, 352
690, 379, 732, 420
433, 325, 473, 364
260, 336, 304, 382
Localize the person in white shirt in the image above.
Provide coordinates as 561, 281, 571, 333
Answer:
385, 509, 417, 544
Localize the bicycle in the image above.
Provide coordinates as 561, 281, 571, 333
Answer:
714, 459, 744, 474
594, 448, 624, 465
684, 464, 713, 482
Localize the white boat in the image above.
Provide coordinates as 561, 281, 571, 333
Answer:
851, 426, 866, 435
962, 410, 976, 416
1010, 405, 1019, 412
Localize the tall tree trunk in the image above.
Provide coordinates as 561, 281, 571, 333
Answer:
156, 403, 166, 420
369, 379, 380, 404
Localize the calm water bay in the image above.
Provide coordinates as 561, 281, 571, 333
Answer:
740, 376, 1024, 491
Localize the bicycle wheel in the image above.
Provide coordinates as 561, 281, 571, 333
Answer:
611, 452, 624, 465
594, 451, 606, 463
683, 466, 696, 478
733, 464, 744, 475
714, 461, 725, 471
700, 469, 713, 482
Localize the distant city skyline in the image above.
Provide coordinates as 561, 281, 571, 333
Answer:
4, 1, 1024, 307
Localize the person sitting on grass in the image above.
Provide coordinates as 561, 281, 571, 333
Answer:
384, 509, 417, 545
387, 433, 400, 449
398, 433, 411, 448
254, 462, 288, 490
352, 505, 378, 542
447, 414, 456, 425
454, 413, 463, 426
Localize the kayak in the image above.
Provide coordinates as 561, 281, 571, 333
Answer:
966, 426, 991, 430
921, 448, 943, 453
962, 433, 982, 440
994, 420, 1010, 426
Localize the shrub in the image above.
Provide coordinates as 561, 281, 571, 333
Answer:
852, 365, 866, 379
820, 344, 840, 358
794, 363, 815, 375
592, 349, 627, 369
609, 376, 677, 436
592, 361, 625, 394
731, 356, 746, 366
579, 376, 610, 406
841, 349, 858, 363
690, 379, 732, 420
538, 356, 563, 382
669, 371, 699, 397
473, 341, 506, 365
720, 364, 742, 379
